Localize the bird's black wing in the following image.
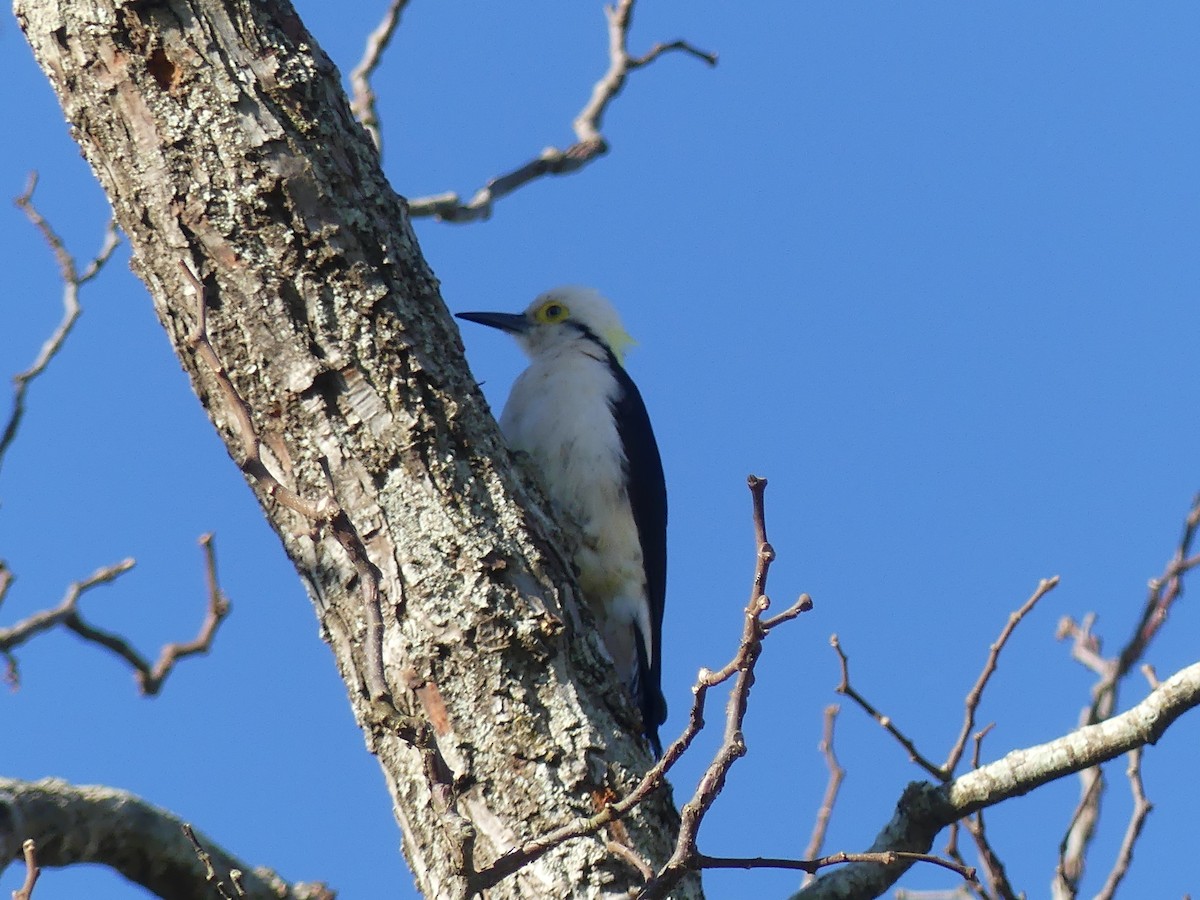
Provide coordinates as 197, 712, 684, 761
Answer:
608, 353, 668, 754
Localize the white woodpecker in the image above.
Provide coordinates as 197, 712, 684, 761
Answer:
457, 287, 668, 756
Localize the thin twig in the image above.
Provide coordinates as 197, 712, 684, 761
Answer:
956, 722, 1019, 900
2, 173, 120, 474
408, 0, 716, 222
0, 559, 136, 654
61, 541, 226, 695
830, 634, 946, 780
470, 587, 789, 891
894, 888, 978, 900
608, 840, 655, 882
638, 476, 815, 899
942, 825, 990, 900
137, 533, 231, 694
0, 535, 232, 695
695, 850, 975, 882
575, 0, 717, 144
1057, 612, 1110, 677
183, 824, 243, 899
943, 576, 1060, 775
1140, 664, 1160, 689
1113, 494, 1200, 686
1054, 769, 1104, 898
962, 808, 1017, 900
12, 839, 41, 900
1054, 493, 1200, 897
1093, 748, 1152, 900
1066, 493, 1200, 725
0, 561, 13, 613
801, 705, 845, 885
62, 537, 227, 695
349, 0, 411, 153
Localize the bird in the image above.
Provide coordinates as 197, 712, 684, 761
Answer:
457, 287, 668, 756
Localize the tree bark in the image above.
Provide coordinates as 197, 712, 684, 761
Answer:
14, 0, 693, 897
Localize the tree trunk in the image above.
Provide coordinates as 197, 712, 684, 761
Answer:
14, 0, 693, 896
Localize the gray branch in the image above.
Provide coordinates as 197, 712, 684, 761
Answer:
0, 778, 330, 899
792, 660, 1200, 899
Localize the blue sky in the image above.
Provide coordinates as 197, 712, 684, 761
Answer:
2, 3, 1198, 898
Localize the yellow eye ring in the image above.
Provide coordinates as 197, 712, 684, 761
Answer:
535, 301, 570, 324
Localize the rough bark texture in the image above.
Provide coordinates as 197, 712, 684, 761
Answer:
14, 0, 694, 897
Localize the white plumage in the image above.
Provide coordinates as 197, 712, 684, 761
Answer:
457, 287, 668, 755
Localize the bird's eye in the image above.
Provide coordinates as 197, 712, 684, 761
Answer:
537, 302, 569, 323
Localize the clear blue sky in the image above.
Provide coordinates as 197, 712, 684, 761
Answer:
2, 3, 1198, 898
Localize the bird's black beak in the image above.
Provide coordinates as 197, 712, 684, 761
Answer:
456, 311, 530, 334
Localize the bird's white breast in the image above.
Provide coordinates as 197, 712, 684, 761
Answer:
499, 345, 650, 675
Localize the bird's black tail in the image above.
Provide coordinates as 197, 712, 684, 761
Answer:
634, 626, 668, 757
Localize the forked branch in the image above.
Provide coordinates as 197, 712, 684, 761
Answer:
1054, 493, 1200, 897
0, 535, 230, 695
406, 0, 716, 222
2, 172, 120, 474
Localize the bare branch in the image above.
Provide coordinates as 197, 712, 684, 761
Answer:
830, 633, 946, 780
0, 778, 330, 900
834, 574, 1060, 792
943, 576, 1060, 774
1093, 748, 1152, 900
961, 810, 1017, 900
1054, 770, 1103, 900
183, 822, 285, 900
952, 724, 1017, 899
1063, 493, 1200, 725
1057, 612, 1109, 677
0, 561, 14, 612
1115, 493, 1200, 682
801, 705, 845, 885
407, 0, 716, 222
948, 662, 1200, 811
2, 173, 120, 474
0, 559, 136, 656
138, 533, 231, 694
64, 537, 228, 695
696, 849, 975, 882
0, 535, 231, 694
1140, 663, 1160, 689
941, 825, 990, 900
1054, 493, 1200, 896
953, 723, 1017, 898
349, 0, 411, 153
894, 887, 978, 900
575, 0, 718, 145
607, 840, 655, 883
793, 660, 1200, 899
638, 475, 815, 899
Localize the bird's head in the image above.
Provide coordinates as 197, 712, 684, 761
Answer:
457, 286, 636, 364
